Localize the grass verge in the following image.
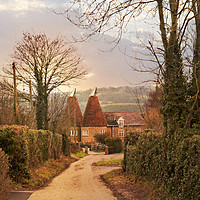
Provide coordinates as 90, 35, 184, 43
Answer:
102, 169, 174, 200
72, 152, 88, 158
95, 159, 122, 167
12, 156, 77, 191
93, 149, 105, 153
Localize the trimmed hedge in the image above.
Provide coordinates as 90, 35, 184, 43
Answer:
0, 148, 11, 200
105, 137, 123, 153
0, 126, 30, 182
0, 125, 63, 183
123, 131, 200, 199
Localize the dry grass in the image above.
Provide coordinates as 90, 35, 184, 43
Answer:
102, 169, 172, 200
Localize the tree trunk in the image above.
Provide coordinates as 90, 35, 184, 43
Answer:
157, 0, 187, 134
44, 94, 48, 130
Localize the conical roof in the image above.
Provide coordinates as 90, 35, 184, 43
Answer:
82, 96, 107, 127
66, 96, 83, 127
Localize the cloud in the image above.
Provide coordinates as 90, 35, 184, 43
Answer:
0, 0, 46, 11
85, 72, 95, 78
0, 1, 154, 91
0, 0, 70, 12
137, 28, 146, 33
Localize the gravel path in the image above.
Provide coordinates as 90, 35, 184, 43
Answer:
28, 152, 123, 200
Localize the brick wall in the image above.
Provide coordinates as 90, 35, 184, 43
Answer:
71, 125, 146, 143
107, 125, 146, 141
70, 127, 81, 142
81, 126, 107, 143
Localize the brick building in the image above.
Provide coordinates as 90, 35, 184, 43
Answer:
67, 88, 145, 144
104, 112, 145, 141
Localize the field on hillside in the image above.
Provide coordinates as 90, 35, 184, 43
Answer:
76, 86, 152, 112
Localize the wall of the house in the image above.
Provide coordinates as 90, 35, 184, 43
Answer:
70, 127, 81, 142
125, 125, 146, 133
71, 125, 146, 143
81, 126, 107, 143
107, 125, 146, 141
106, 126, 119, 138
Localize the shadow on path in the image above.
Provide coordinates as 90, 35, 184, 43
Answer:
11, 191, 33, 200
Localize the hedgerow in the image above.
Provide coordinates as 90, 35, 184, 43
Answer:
0, 126, 30, 182
0, 148, 11, 200
0, 125, 63, 183
123, 130, 200, 199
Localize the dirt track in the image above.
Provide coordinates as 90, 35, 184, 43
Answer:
28, 152, 123, 200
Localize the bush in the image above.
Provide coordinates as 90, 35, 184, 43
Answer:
123, 131, 200, 199
0, 126, 30, 182
105, 137, 123, 153
0, 125, 63, 183
94, 133, 109, 145
0, 148, 11, 200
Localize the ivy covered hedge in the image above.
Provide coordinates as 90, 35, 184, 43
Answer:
0, 125, 63, 183
123, 131, 200, 199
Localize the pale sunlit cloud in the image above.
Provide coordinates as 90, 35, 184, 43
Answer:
137, 28, 146, 33
85, 72, 95, 78
0, 0, 46, 12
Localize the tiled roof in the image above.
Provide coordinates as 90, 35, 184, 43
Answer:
66, 96, 83, 127
104, 112, 145, 126
82, 96, 107, 127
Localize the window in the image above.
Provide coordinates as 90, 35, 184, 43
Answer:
70, 130, 78, 136
118, 117, 124, 127
70, 130, 74, 136
119, 129, 124, 137
100, 129, 106, 134
82, 130, 89, 136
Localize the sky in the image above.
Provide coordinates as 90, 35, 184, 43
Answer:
0, 0, 155, 92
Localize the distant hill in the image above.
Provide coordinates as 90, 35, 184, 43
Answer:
75, 86, 152, 113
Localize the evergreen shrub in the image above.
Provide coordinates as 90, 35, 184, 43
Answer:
94, 133, 109, 145
105, 137, 123, 153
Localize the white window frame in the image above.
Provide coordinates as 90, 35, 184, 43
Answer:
100, 129, 106, 134
70, 130, 78, 136
70, 130, 74, 136
119, 129, 124, 137
118, 117, 124, 127
82, 130, 89, 136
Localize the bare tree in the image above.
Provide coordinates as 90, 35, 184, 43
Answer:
0, 79, 34, 127
144, 86, 164, 132
5, 33, 87, 130
0, 81, 15, 125
48, 92, 68, 134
